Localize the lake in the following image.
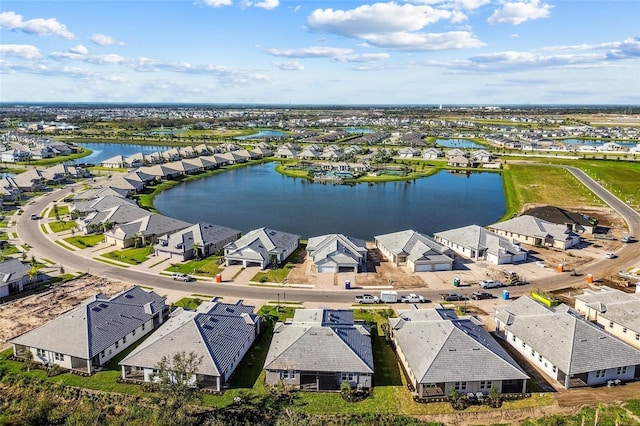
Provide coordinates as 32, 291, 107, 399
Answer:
75, 143, 175, 164
154, 163, 505, 240
562, 139, 637, 147
235, 130, 287, 140
435, 139, 486, 149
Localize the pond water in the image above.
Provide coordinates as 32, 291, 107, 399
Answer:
154, 163, 506, 240
75, 143, 175, 164
435, 139, 486, 149
235, 130, 287, 140
562, 139, 637, 147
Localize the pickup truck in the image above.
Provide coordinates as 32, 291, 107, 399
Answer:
400, 293, 428, 303
355, 294, 380, 304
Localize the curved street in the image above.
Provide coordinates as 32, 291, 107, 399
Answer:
14, 165, 640, 305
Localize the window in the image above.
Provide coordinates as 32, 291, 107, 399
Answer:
622, 328, 627, 334
522, 342, 526, 348
552, 366, 557, 373
54, 353, 64, 361
341, 372, 356, 382
538, 355, 543, 362
282, 370, 295, 379
132, 329, 136, 336
512, 335, 516, 342
142, 323, 146, 331
115, 341, 119, 349
480, 381, 492, 390
36, 349, 45, 357
616, 367, 627, 375
595, 369, 606, 378
123, 336, 127, 344
609, 322, 614, 328
100, 350, 105, 357
636, 333, 640, 341
531, 349, 535, 357
454, 381, 467, 391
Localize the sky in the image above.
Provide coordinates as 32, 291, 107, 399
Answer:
0, 0, 639, 105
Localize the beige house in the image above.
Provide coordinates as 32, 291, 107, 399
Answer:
574, 286, 640, 350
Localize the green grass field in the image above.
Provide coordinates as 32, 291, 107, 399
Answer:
165, 256, 224, 277
48, 220, 77, 233
63, 234, 105, 249
102, 246, 153, 265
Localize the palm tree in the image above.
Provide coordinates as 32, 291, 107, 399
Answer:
192, 242, 202, 260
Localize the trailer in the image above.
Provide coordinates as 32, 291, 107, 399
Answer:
380, 290, 398, 303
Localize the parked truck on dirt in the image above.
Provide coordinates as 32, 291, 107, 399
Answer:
355, 294, 380, 304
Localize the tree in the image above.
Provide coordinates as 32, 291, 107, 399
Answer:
27, 265, 39, 283
192, 242, 202, 259
152, 351, 203, 425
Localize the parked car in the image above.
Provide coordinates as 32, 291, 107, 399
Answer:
471, 291, 494, 300
30, 214, 38, 220
604, 252, 617, 259
478, 279, 503, 289
400, 293, 429, 303
441, 292, 467, 301
172, 273, 194, 282
355, 294, 380, 304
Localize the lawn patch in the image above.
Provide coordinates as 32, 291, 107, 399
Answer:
102, 246, 153, 265
64, 234, 104, 249
49, 220, 77, 233
165, 256, 224, 277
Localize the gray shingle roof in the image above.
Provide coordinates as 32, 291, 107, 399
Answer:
575, 287, 640, 335
120, 301, 259, 379
390, 308, 528, 384
488, 215, 578, 241
374, 229, 453, 260
0, 258, 30, 284
496, 296, 640, 374
434, 224, 524, 257
225, 228, 300, 261
264, 309, 373, 373
158, 222, 241, 255
11, 286, 166, 359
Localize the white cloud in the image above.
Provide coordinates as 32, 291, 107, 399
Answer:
363, 30, 484, 50
201, 0, 233, 7
272, 61, 305, 70
0, 11, 74, 39
250, 0, 280, 9
0, 44, 41, 60
488, 0, 552, 25
267, 46, 354, 59
69, 44, 89, 55
337, 53, 390, 62
407, 0, 490, 10
91, 33, 122, 46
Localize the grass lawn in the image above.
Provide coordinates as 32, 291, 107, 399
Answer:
173, 297, 205, 310
48, 204, 70, 218
252, 263, 294, 283
0, 231, 6, 240
575, 159, 640, 210
501, 163, 604, 219
102, 246, 153, 265
49, 220, 77, 233
1, 244, 21, 256
64, 234, 105, 249
165, 256, 224, 277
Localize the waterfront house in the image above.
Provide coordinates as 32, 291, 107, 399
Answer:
264, 309, 373, 391
374, 230, 454, 272
487, 215, 581, 250
574, 286, 640, 350
120, 299, 261, 391
155, 222, 241, 261
306, 233, 368, 273
494, 296, 640, 388
77, 203, 150, 234
298, 146, 322, 160
224, 227, 300, 269
138, 164, 181, 180
165, 160, 200, 175
274, 146, 298, 159
434, 225, 527, 265
390, 306, 528, 400
447, 156, 472, 168
104, 214, 192, 249
101, 155, 128, 169
71, 194, 136, 218
11, 286, 168, 375
445, 148, 467, 158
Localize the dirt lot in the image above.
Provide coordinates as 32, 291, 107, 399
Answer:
0, 277, 130, 351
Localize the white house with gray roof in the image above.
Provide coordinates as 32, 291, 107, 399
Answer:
390, 306, 528, 399
0, 258, 43, 298
434, 225, 527, 265
224, 227, 300, 269
155, 222, 242, 261
494, 296, 640, 388
306, 234, 368, 273
120, 299, 261, 391
11, 286, 168, 374
574, 286, 640, 350
104, 214, 192, 249
374, 230, 454, 272
264, 309, 374, 391
487, 215, 580, 250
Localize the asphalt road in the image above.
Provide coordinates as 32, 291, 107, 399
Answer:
15, 167, 640, 304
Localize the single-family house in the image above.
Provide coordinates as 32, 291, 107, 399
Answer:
250, 146, 273, 158
471, 149, 495, 163
1, 148, 31, 163
71, 194, 136, 218
12, 169, 45, 192
274, 146, 298, 159
0, 258, 43, 298
434, 225, 527, 265
447, 156, 472, 168
101, 155, 128, 169
0, 177, 21, 201
574, 286, 640, 350
120, 299, 261, 391
224, 227, 300, 269
126, 152, 148, 166
494, 296, 640, 388
11, 286, 168, 375
487, 215, 581, 250
398, 147, 422, 158
77, 203, 150, 234
422, 148, 444, 159
522, 206, 597, 234
161, 148, 182, 162
374, 230, 454, 272
445, 148, 467, 158
138, 164, 181, 180
390, 306, 528, 400
298, 147, 321, 160
155, 222, 242, 261
264, 309, 374, 391
306, 234, 368, 273
104, 214, 192, 248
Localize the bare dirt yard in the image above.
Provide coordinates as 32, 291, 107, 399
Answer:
0, 276, 131, 351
